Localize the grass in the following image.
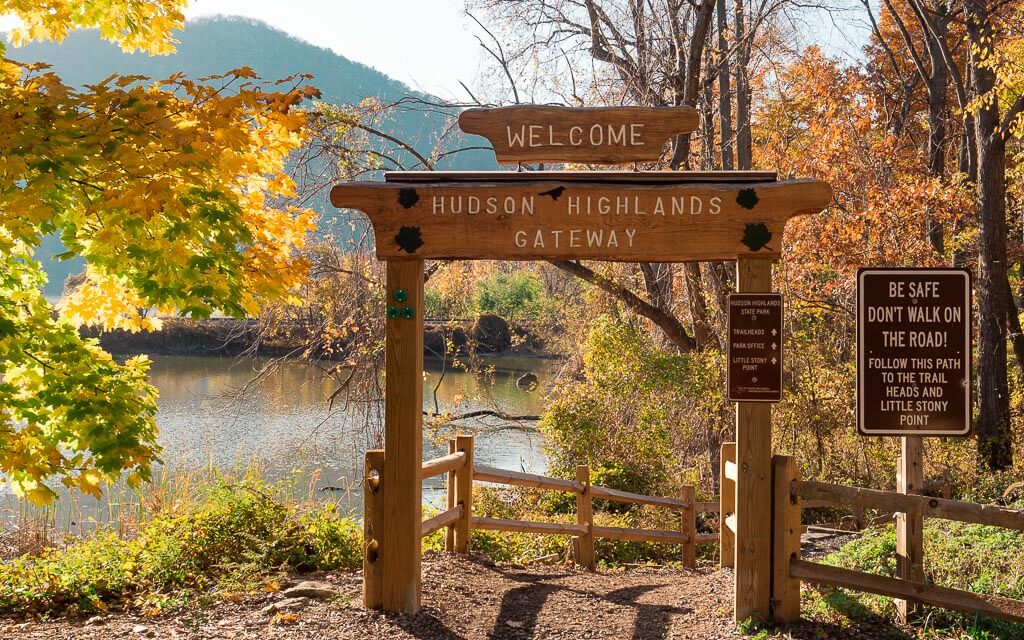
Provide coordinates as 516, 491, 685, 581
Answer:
805, 514, 1024, 639
0, 467, 362, 617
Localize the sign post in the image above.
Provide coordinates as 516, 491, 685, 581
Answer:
856, 268, 972, 620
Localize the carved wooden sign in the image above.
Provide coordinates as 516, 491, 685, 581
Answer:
329, 175, 832, 262
458, 106, 699, 164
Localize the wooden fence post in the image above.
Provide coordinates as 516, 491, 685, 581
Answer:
720, 442, 736, 568
381, 260, 424, 614
445, 439, 457, 552
681, 482, 696, 568
897, 436, 924, 621
575, 465, 595, 570
734, 256, 773, 623
772, 455, 801, 623
454, 434, 474, 553
363, 450, 384, 610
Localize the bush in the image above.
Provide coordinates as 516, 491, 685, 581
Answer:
472, 271, 546, 321
0, 480, 362, 616
816, 519, 1024, 637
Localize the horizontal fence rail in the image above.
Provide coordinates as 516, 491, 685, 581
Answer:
474, 464, 585, 493
420, 451, 466, 480
793, 480, 1024, 532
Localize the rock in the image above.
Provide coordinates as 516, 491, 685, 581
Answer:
131, 624, 149, 635
472, 314, 511, 352
85, 616, 105, 626
283, 580, 338, 599
261, 597, 310, 616
516, 372, 539, 388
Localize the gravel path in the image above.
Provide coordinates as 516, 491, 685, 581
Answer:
0, 551, 906, 639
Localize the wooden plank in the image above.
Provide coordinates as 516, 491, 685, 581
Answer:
772, 455, 801, 623
696, 533, 720, 544
454, 435, 474, 554
724, 460, 738, 482
330, 179, 833, 262
445, 439, 456, 552
381, 260, 424, 614
792, 482, 1024, 532
363, 450, 384, 610
385, 170, 778, 184
420, 451, 466, 480
897, 436, 924, 621
457, 105, 699, 164
790, 558, 1024, 624
734, 257, 773, 623
422, 505, 463, 538
698, 501, 720, 513
473, 464, 584, 493
472, 517, 588, 536
681, 484, 696, 568
720, 442, 736, 569
592, 525, 690, 545
590, 484, 690, 510
575, 465, 595, 570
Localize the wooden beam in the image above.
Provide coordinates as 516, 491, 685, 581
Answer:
454, 435, 474, 554
385, 170, 778, 184
362, 450, 384, 610
771, 455, 801, 623
720, 442, 736, 569
330, 179, 833, 262
421, 451, 466, 480
592, 526, 690, 545
590, 484, 690, 510
422, 505, 463, 538
791, 482, 1024, 532
575, 465, 595, 570
698, 501, 720, 513
734, 258, 773, 623
472, 517, 587, 536
790, 558, 1024, 624
681, 484, 697, 568
445, 439, 456, 552
473, 464, 585, 493
897, 436, 924, 621
381, 260, 424, 614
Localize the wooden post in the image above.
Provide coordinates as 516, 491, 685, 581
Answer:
575, 465, 595, 570
734, 257, 773, 623
445, 439, 457, 552
681, 482, 696, 568
771, 455, 801, 623
897, 436, 924, 621
720, 442, 736, 568
381, 260, 424, 614
363, 450, 385, 609
454, 434, 474, 553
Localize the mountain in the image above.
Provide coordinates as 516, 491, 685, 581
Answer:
7, 17, 495, 296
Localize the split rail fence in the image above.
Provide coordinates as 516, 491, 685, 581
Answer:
770, 453, 1024, 624
365, 436, 1024, 624
363, 435, 721, 607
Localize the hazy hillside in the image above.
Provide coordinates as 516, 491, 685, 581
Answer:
8, 17, 494, 296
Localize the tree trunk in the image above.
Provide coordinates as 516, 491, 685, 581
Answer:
966, 0, 1013, 470
717, 0, 734, 171
733, 0, 751, 169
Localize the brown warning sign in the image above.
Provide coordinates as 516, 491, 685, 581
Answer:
728, 293, 783, 402
857, 268, 972, 436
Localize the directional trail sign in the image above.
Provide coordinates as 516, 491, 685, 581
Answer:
728, 293, 784, 402
857, 268, 972, 436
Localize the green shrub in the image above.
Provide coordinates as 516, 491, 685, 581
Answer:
472, 271, 546, 321
0, 480, 362, 616
816, 521, 1024, 637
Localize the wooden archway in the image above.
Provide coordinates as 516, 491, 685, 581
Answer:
330, 105, 832, 618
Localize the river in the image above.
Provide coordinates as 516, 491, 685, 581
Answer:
7, 354, 552, 525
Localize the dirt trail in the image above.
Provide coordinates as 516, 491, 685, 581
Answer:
0, 553, 903, 639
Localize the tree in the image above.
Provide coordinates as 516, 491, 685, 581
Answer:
0, 0, 317, 502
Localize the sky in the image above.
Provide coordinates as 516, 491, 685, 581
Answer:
0, 0, 869, 97
0, 0, 487, 98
